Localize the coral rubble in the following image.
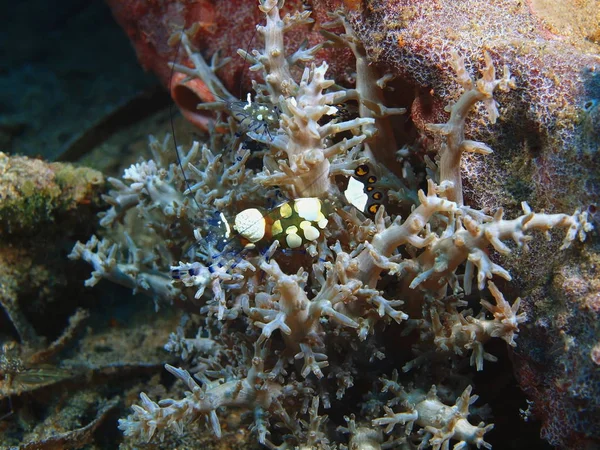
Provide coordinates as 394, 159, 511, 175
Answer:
73, 1, 596, 448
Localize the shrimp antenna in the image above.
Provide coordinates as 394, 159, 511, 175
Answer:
169, 29, 201, 211
237, 20, 259, 99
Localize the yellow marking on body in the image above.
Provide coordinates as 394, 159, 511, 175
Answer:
286, 232, 302, 248
279, 203, 292, 218
355, 165, 369, 177
345, 176, 368, 212
285, 225, 298, 235
272, 219, 283, 236
300, 221, 320, 241
294, 198, 321, 221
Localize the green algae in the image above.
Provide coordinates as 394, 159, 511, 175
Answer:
0, 152, 104, 236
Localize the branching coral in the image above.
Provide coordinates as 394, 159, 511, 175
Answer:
70, 0, 593, 448
373, 372, 493, 450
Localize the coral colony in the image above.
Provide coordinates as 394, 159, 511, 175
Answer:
70, 1, 592, 448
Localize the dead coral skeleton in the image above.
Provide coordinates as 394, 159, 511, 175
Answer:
70, 0, 593, 448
